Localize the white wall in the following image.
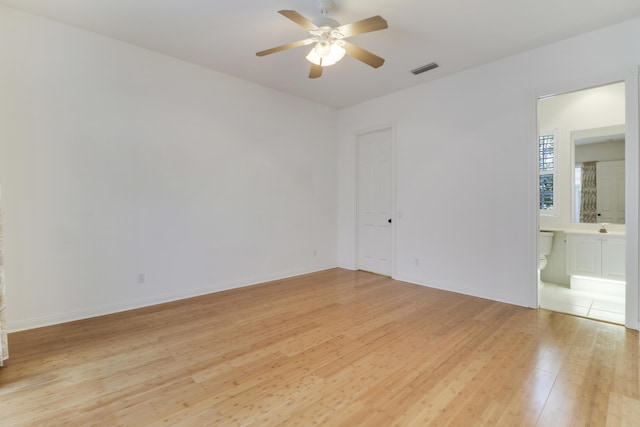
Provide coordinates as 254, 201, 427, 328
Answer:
0, 7, 338, 331
575, 140, 625, 163
337, 18, 640, 309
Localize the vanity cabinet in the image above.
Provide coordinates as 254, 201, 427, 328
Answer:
566, 233, 625, 281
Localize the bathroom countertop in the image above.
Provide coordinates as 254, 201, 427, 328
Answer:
540, 222, 626, 236
560, 229, 625, 236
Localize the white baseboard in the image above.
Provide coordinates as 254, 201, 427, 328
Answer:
394, 274, 530, 308
7, 264, 338, 333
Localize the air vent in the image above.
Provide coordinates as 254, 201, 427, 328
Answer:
411, 62, 439, 75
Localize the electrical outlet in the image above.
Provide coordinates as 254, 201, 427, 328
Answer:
313, 249, 317, 256
415, 258, 420, 266
137, 273, 145, 284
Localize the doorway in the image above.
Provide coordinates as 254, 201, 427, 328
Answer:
537, 82, 627, 324
357, 127, 393, 277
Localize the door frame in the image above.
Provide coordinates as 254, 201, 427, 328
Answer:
355, 123, 397, 278
531, 67, 640, 330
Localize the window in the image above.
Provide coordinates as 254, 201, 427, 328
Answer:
539, 130, 558, 213
574, 165, 582, 222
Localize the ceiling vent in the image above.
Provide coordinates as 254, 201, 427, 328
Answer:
411, 62, 439, 75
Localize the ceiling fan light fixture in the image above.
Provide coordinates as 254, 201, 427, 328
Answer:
306, 42, 346, 66
314, 41, 332, 57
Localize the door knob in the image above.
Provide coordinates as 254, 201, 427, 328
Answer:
388, 218, 392, 223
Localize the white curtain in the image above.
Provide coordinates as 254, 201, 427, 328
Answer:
0, 196, 7, 366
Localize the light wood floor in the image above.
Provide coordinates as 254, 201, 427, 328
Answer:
1, 269, 639, 426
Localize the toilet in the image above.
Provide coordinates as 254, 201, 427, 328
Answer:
538, 231, 554, 286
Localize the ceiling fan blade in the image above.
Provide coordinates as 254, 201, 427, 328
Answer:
256, 39, 313, 57
309, 64, 323, 79
278, 10, 318, 30
336, 16, 388, 38
343, 41, 385, 68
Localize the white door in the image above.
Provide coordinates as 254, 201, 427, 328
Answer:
357, 128, 393, 276
596, 160, 625, 224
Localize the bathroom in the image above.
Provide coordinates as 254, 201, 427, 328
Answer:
538, 81, 626, 324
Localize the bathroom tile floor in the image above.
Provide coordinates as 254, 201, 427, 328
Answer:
540, 281, 625, 325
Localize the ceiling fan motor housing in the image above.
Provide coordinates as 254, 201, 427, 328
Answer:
312, 16, 340, 28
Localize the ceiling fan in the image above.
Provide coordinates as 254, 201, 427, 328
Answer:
256, 0, 388, 79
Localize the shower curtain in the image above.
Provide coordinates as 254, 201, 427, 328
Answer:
580, 161, 597, 223
0, 201, 7, 366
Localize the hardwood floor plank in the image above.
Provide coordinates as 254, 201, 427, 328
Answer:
1, 268, 638, 426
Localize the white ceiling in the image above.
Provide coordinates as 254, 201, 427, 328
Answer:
2, 0, 640, 108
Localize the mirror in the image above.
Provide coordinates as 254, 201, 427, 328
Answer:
572, 126, 625, 224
